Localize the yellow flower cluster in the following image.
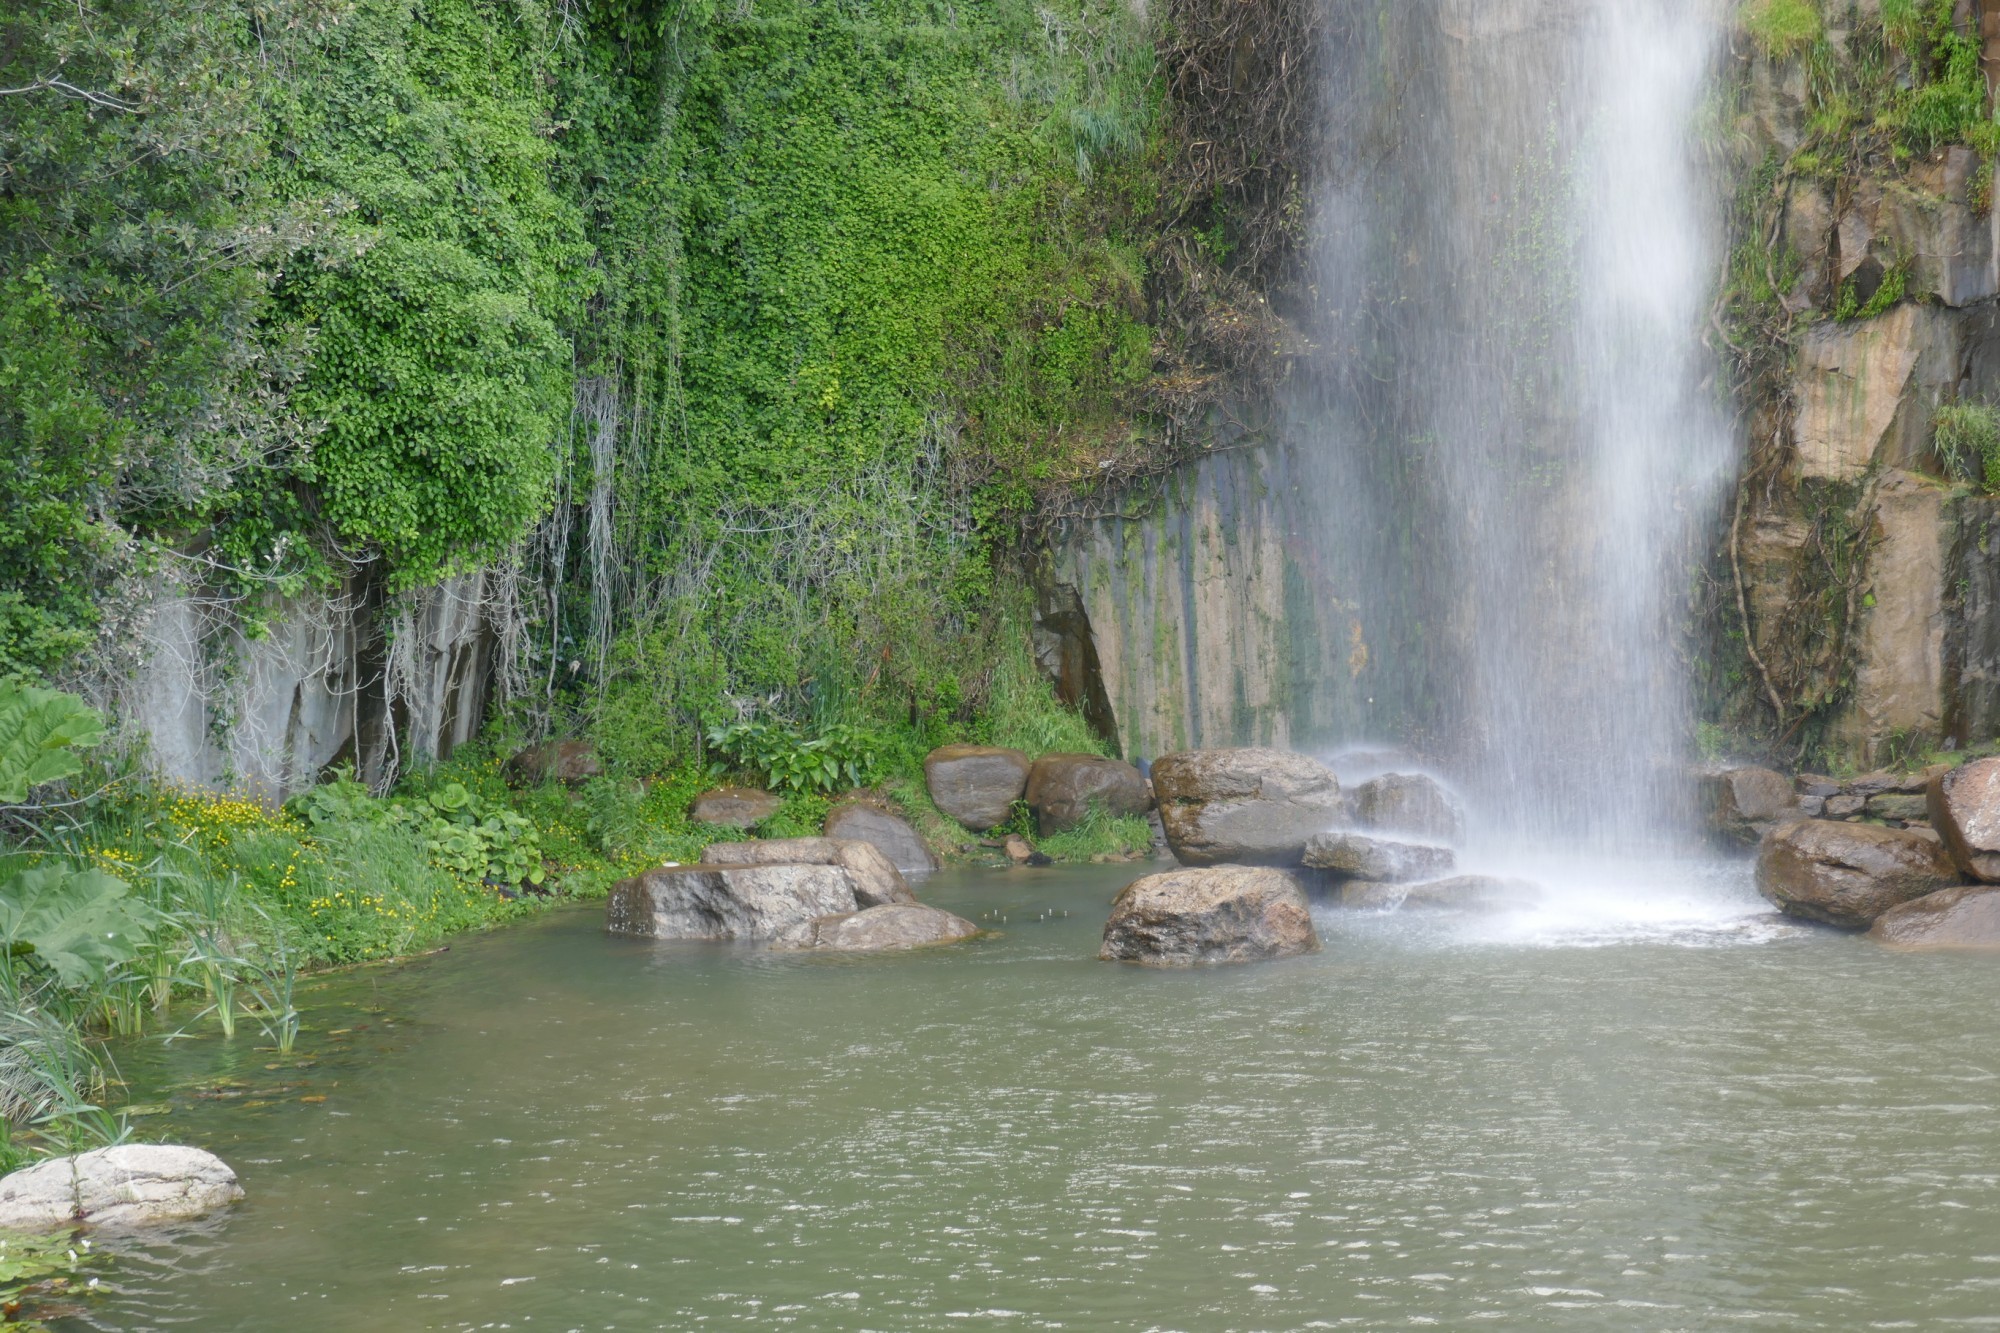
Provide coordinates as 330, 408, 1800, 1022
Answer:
86, 845, 142, 876
163, 787, 301, 851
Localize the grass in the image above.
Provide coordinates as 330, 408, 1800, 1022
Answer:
1744, 0, 1821, 57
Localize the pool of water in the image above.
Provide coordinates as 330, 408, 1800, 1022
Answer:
60, 860, 2000, 1330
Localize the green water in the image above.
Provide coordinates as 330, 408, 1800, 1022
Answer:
61, 863, 2000, 1330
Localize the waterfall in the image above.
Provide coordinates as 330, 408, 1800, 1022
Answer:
1300, 0, 1733, 851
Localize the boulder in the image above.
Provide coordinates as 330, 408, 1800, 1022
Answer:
1303, 831, 1456, 883
1024, 753, 1151, 835
1755, 819, 1962, 929
1347, 772, 1466, 845
797, 903, 980, 952
1699, 765, 1799, 844
1339, 875, 1543, 913
607, 864, 857, 942
922, 745, 1031, 831
1001, 834, 1037, 865
699, 837, 916, 907
0, 1145, 243, 1232
1868, 885, 2000, 950
1150, 748, 1343, 867
691, 786, 782, 828
506, 739, 602, 786
1099, 866, 1319, 967
824, 801, 937, 876
1825, 793, 1867, 819
1928, 757, 2000, 881
1865, 793, 1928, 822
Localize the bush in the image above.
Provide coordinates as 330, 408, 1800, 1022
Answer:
1933, 402, 2000, 487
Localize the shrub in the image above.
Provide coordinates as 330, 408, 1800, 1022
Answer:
1934, 402, 2000, 488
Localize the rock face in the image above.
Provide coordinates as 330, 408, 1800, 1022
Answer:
1700, 765, 1799, 844
1099, 866, 1319, 967
922, 745, 1031, 831
797, 903, 980, 951
0, 1145, 243, 1232
1868, 885, 2000, 949
1339, 875, 1543, 913
1303, 831, 1455, 883
1755, 819, 1962, 929
607, 864, 857, 942
824, 802, 937, 875
691, 786, 783, 828
1024, 753, 1151, 835
1347, 772, 1466, 844
506, 740, 602, 786
699, 837, 917, 907
1150, 748, 1343, 866
1929, 757, 2000, 881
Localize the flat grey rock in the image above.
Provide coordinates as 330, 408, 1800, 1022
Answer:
1303, 831, 1455, 882
0, 1145, 243, 1232
607, 864, 857, 941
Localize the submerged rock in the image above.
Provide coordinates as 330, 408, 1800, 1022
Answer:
1928, 757, 2000, 881
691, 786, 783, 828
700, 837, 916, 907
1699, 765, 1798, 844
1099, 866, 1319, 967
1302, 831, 1455, 883
1339, 875, 1543, 913
1150, 748, 1343, 867
506, 739, 602, 786
824, 802, 937, 876
1868, 885, 2000, 950
1347, 772, 1466, 845
798, 903, 981, 951
923, 745, 1031, 832
1025, 753, 1150, 834
607, 864, 857, 942
1755, 819, 1961, 929
0, 1145, 243, 1232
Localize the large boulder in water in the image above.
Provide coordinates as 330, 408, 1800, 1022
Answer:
797, 903, 981, 951
1025, 753, 1151, 835
607, 864, 857, 942
691, 786, 782, 828
1699, 764, 1800, 844
922, 745, 1030, 831
1755, 819, 1962, 929
0, 1145, 243, 1232
700, 836, 916, 907
1928, 758, 2000, 881
1100, 866, 1319, 966
1303, 831, 1456, 883
1150, 748, 1343, 866
1347, 772, 1467, 845
1868, 885, 2000, 949
824, 801, 937, 876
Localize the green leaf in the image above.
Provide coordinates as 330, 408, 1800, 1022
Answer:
0, 863, 154, 989
0, 682, 105, 804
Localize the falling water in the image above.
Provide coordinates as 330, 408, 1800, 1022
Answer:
1302, 0, 1734, 852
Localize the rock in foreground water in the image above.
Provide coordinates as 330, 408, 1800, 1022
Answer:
1339, 875, 1542, 912
1099, 866, 1319, 966
0, 1145, 243, 1232
824, 802, 937, 875
1348, 773, 1467, 845
1756, 819, 1961, 929
691, 786, 783, 828
1026, 753, 1150, 834
1303, 831, 1456, 883
1150, 748, 1343, 866
608, 864, 857, 941
798, 903, 981, 951
700, 837, 917, 906
1868, 885, 2000, 949
923, 745, 1031, 831
1928, 758, 2000, 881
